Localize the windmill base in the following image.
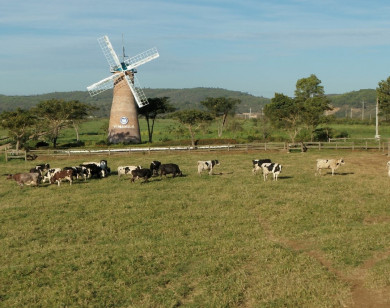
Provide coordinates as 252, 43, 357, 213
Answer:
108, 131, 141, 144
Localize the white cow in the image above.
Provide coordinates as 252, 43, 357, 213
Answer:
117, 165, 142, 177
197, 160, 220, 175
316, 158, 345, 176
387, 161, 390, 177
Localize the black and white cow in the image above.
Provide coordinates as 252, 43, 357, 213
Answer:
29, 163, 50, 176
42, 168, 62, 183
131, 168, 152, 183
252, 159, 272, 174
261, 163, 282, 181
197, 160, 219, 175
160, 163, 182, 178
64, 166, 90, 181
82, 160, 110, 177
150, 161, 161, 176
117, 165, 142, 177
80, 164, 104, 179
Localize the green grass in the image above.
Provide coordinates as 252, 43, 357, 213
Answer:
1, 150, 390, 307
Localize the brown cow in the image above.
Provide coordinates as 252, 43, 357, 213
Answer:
7, 173, 40, 187
50, 169, 73, 186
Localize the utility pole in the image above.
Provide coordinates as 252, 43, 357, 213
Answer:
375, 98, 380, 139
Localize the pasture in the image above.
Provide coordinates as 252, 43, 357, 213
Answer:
1, 149, 390, 307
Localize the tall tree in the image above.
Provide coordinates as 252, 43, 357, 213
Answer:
33, 99, 93, 148
264, 93, 302, 143
377, 76, 390, 121
137, 97, 175, 143
172, 110, 213, 147
0, 108, 37, 152
200, 97, 241, 137
295, 74, 332, 141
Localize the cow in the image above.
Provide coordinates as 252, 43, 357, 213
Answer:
252, 159, 272, 175
117, 165, 142, 177
197, 160, 220, 175
261, 163, 282, 181
131, 168, 152, 183
64, 166, 90, 181
80, 164, 104, 179
42, 168, 62, 183
50, 169, 73, 186
29, 163, 50, 176
6, 173, 40, 187
316, 158, 345, 176
150, 161, 161, 176
387, 161, 390, 177
160, 163, 182, 178
82, 160, 110, 177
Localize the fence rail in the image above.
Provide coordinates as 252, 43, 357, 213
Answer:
3, 140, 388, 160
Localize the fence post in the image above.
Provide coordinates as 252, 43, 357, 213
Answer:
228, 143, 230, 151
365, 141, 368, 150
264, 143, 267, 151
319, 142, 321, 150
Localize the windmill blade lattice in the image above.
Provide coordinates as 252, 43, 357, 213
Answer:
98, 36, 122, 72
124, 47, 159, 71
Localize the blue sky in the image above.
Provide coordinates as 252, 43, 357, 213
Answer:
1, 0, 389, 98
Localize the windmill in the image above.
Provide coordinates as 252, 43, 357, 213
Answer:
87, 35, 159, 143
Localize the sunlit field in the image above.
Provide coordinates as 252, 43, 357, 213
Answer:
1, 149, 390, 307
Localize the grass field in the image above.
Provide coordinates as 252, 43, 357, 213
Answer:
1, 149, 390, 307
54, 119, 390, 147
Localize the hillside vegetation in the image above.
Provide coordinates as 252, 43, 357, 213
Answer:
0, 88, 377, 118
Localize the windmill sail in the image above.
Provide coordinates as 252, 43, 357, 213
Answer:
124, 74, 149, 108
98, 36, 122, 72
87, 73, 117, 96
124, 47, 159, 71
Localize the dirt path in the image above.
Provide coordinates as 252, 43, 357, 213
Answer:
258, 216, 390, 307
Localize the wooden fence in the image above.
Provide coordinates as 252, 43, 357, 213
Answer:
4, 140, 389, 160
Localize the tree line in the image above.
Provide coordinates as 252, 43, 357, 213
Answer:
1, 74, 390, 150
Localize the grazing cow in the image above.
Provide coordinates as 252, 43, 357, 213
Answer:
387, 161, 390, 177
117, 165, 142, 177
316, 158, 345, 176
64, 166, 90, 181
131, 168, 152, 183
42, 168, 62, 183
197, 160, 220, 175
160, 163, 182, 178
261, 163, 282, 181
252, 159, 272, 174
7, 173, 40, 187
50, 169, 73, 186
150, 161, 161, 176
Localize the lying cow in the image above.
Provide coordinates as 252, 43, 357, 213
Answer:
252, 159, 272, 175
7, 173, 40, 187
197, 160, 219, 175
131, 168, 152, 183
261, 163, 282, 181
50, 169, 73, 186
150, 161, 161, 176
118, 165, 142, 177
316, 158, 345, 176
160, 163, 182, 178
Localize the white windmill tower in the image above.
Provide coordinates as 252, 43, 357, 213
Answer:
87, 35, 159, 143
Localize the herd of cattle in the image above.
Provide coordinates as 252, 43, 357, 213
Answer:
4, 157, 390, 188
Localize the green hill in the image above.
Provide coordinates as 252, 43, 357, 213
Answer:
0, 88, 377, 118
0, 88, 269, 117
